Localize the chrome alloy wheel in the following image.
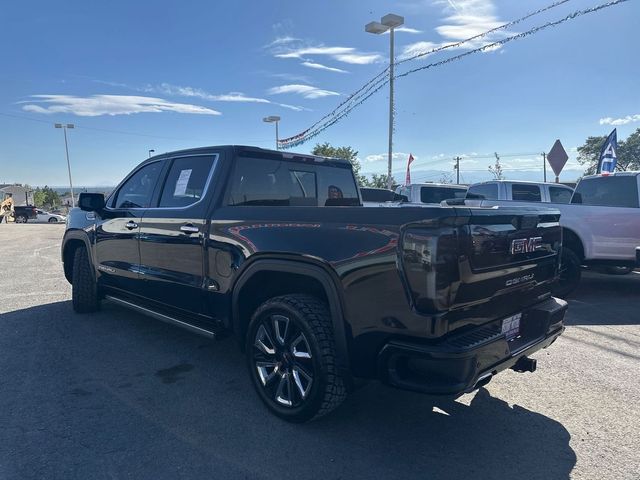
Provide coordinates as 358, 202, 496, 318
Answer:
252, 314, 313, 408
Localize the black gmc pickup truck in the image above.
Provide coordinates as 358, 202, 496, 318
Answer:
62, 145, 567, 422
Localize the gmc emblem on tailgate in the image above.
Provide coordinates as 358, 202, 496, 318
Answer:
510, 236, 542, 255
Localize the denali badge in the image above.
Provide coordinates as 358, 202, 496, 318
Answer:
510, 236, 542, 255
506, 274, 535, 286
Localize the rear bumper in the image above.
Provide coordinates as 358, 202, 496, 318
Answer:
377, 296, 567, 395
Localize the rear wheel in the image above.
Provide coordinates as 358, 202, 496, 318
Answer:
48, 217, 58, 223
72, 247, 100, 313
246, 294, 347, 422
15, 215, 27, 223
552, 247, 581, 298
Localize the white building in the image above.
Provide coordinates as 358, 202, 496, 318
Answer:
0, 185, 32, 206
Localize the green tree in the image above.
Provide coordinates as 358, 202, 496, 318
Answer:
34, 186, 61, 208
311, 142, 369, 186
33, 188, 46, 207
439, 172, 454, 184
311, 142, 399, 188
367, 173, 397, 189
488, 152, 505, 180
577, 128, 640, 175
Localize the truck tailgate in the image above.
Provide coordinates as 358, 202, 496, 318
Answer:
400, 206, 561, 332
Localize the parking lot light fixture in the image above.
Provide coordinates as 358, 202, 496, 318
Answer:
263, 116, 281, 150
366, 13, 404, 190
54, 123, 76, 207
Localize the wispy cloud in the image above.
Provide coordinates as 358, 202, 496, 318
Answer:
600, 114, 640, 126
301, 61, 348, 73
21, 94, 220, 116
271, 41, 383, 65
146, 83, 270, 104
365, 152, 416, 163
142, 82, 307, 111
264, 36, 300, 48
383, 27, 423, 34
400, 0, 511, 59
275, 46, 353, 59
268, 84, 340, 99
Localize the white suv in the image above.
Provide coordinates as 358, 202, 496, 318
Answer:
466, 180, 574, 203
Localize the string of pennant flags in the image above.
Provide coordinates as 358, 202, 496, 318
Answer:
277, 0, 630, 150
277, 0, 576, 149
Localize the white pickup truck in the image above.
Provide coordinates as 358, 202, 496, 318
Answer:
396, 183, 467, 205
465, 173, 640, 296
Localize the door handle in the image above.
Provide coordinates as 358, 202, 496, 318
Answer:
180, 224, 199, 234
125, 221, 138, 230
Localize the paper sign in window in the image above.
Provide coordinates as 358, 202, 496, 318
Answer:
174, 169, 192, 196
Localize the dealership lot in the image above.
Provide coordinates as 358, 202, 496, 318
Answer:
0, 224, 638, 480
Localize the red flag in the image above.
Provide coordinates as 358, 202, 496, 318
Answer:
405, 153, 414, 186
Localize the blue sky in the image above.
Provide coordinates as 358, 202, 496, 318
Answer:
0, 0, 638, 187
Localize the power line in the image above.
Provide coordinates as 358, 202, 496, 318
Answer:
278, 0, 574, 148
396, 0, 630, 80
278, 0, 630, 149
396, 0, 573, 66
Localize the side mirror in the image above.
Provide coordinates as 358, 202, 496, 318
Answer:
78, 192, 105, 212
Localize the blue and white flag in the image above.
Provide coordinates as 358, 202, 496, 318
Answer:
597, 128, 617, 175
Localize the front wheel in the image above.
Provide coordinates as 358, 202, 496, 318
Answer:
552, 247, 582, 298
246, 294, 347, 422
15, 215, 27, 223
71, 247, 100, 313
48, 217, 58, 223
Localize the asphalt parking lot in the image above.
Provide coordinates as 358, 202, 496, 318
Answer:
0, 224, 638, 480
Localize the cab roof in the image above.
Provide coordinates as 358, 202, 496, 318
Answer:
146, 145, 352, 167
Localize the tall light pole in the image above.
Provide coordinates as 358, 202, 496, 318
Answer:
366, 13, 404, 190
263, 116, 281, 150
54, 123, 75, 207
149, 149, 155, 158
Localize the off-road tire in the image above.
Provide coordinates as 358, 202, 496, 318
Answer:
246, 294, 347, 422
72, 247, 100, 313
552, 247, 581, 298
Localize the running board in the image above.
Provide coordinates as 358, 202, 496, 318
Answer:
105, 295, 218, 339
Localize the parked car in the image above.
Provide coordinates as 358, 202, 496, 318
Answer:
12, 205, 38, 223
396, 183, 467, 205
62, 145, 566, 422
360, 187, 407, 207
465, 173, 640, 296
34, 209, 66, 223
466, 180, 574, 203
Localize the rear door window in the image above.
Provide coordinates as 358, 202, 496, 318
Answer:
158, 155, 216, 208
511, 184, 542, 202
467, 184, 498, 200
420, 186, 466, 203
227, 157, 358, 206
572, 176, 639, 208
548, 186, 573, 203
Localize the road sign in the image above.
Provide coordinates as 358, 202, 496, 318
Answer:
547, 140, 568, 180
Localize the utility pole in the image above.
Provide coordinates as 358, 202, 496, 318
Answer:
55, 123, 75, 208
454, 156, 461, 184
542, 152, 547, 182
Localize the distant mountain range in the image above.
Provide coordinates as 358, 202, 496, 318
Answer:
47, 186, 115, 195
